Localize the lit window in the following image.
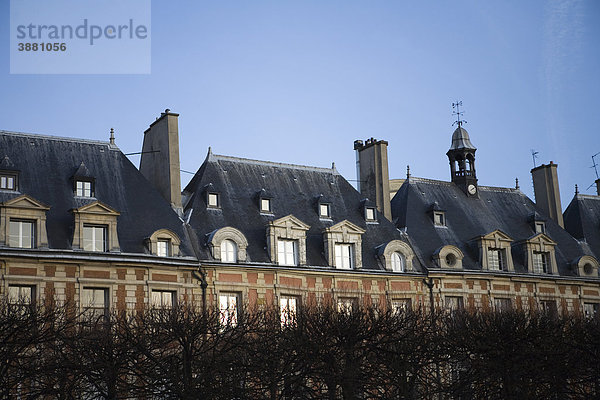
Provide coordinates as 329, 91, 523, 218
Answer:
391, 299, 411, 313
83, 225, 106, 252
365, 207, 376, 221
533, 252, 549, 274
157, 239, 170, 257
82, 287, 109, 317
151, 290, 176, 308
0, 174, 17, 190
334, 243, 354, 269
220, 239, 238, 262
391, 252, 406, 272
433, 212, 445, 226
445, 296, 464, 311
75, 180, 93, 197
277, 239, 298, 266
280, 295, 299, 327
319, 203, 330, 218
8, 285, 35, 304
219, 293, 239, 327
337, 297, 357, 313
9, 220, 35, 248
260, 198, 271, 213
584, 303, 599, 319
207, 193, 220, 208
535, 222, 546, 234
488, 248, 505, 271
494, 298, 512, 312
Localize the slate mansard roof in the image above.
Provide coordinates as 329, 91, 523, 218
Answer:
182, 150, 421, 271
0, 130, 192, 256
391, 177, 586, 276
564, 194, 600, 260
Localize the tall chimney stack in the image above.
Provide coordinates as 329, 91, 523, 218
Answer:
596, 179, 600, 196
140, 109, 182, 213
531, 161, 564, 227
354, 138, 392, 220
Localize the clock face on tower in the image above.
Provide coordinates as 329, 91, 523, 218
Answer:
467, 184, 477, 195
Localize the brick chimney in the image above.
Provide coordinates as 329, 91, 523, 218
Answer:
531, 161, 564, 227
140, 109, 182, 214
354, 138, 391, 220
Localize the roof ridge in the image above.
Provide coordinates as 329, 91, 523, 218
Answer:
0, 130, 117, 149
479, 185, 521, 193
211, 153, 340, 175
576, 194, 600, 201
407, 177, 453, 185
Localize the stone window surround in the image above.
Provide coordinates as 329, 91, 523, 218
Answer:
0, 195, 50, 249
518, 233, 558, 275
267, 215, 310, 266
323, 220, 366, 269
146, 228, 182, 257
71, 201, 120, 252
208, 226, 248, 262
475, 230, 515, 272
379, 239, 416, 272
575, 255, 599, 277
433, 245, 464, 269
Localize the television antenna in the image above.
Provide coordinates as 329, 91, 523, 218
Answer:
531, 149, 539, 168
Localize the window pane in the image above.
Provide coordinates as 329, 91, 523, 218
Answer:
319, 204, 330, 217
392, 299, 411, 313
219, 293, 238, 326
9, 220, 34, 248
488, 249, 503, 270
8, 285, 33, 304
221, 239, 237, 262
335, 243, 353, 269
208, 193, 219, 207
366, 208, 375, 220
391, 252, 405, 272
261, 198, 271, 212
151, 290, 175, 308
157, 239, 170, 257
277, 239, 297, 266
83, 226, 106, 252
280, 296, 298, 326
445, 296, 463, 311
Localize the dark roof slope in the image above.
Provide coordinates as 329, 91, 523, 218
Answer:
391, 177, 585, 275
0, 130, 192, 255
564, 194, 600, 259
183, 150, 420, 271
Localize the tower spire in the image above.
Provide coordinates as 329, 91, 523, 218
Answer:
446, 101, 478, 197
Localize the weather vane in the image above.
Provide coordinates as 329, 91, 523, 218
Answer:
452, 101, 467, 127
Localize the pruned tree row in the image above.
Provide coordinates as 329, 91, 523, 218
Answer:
1, 300, 599, 399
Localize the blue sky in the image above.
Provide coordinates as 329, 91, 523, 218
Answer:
1, 0, 599, 209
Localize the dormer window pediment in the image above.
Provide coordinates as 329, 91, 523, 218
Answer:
267, 215, 310, 266
475, 230, 514, 272
71, 201, 120, 252
323, 220, 366, 269
1, 194, 50, 249
516, 233, 558, 275
146, 228, 182, 257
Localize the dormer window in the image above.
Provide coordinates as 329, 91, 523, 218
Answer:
157, 239, 170, 257
261, 198, 271, 213
75, 180, 93, 197
434, 211, 446, 226
528, 212, 546, 234
365, 207, 376, 221
535, 221, 546, 234
0, 173, 17, 191
208, 192, 220, 208
319, 203, 330, 218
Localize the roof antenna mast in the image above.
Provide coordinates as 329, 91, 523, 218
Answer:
531, 149, 539, 168
592, 152, 600, 180
452, 101, 467, 127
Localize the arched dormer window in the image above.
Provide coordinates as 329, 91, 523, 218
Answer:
379, 240, 416, 272
576, 255, 599, 277
221, 239, 237, 262
146, 228, 182, 257
433, 245, 464, 269
207, 227, 248, 263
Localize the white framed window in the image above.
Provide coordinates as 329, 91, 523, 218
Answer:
533, 252, 549, 274
445, 296, 464, 311
487, 248, 505, 271
219, 292, 240, 327
280, 295, 299, 327
391, 252, 406, 272
151, 290, 176, 308
82, 287, 109, 317
391, 298, 411, 313
584, 303, 599, 319
75, 180, 93, 197
334, 243, 354, 269
9, 219, 35, 248
8, 285, 35, 304
207, 192, 220, 208
260, 198, 271, 213
494, 298, 512, 312
220, 239, 238, 262
277, 239, 298, 266
83, 225, 107, 252
319, 203, 330, 218
157, 239, 170, 257
433, 211, 446, 226
535, 222, 546, 234
337, 297, 357, 313
0, 174, 17, 190
365, 207, 376, 221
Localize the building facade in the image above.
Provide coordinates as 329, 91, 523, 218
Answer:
1, 110, 599, 319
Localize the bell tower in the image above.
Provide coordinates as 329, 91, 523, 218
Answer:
446, 101, 478, 197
